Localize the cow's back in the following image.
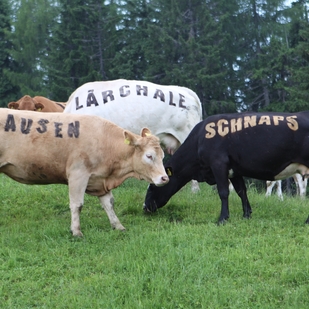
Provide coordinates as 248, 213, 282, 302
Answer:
198, 111, 309, 180
0, 109, 123, 184
64, 79, 202, 145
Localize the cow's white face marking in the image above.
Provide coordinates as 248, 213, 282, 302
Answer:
275, 163, 309, 180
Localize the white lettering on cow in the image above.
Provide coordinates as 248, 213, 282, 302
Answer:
244, 116, 257, 128
231, 118, 242, 133
217, 119, 229, 137
273, 115, 284, 125
258, 115, 271, 125
205, 115, 299, 139
287, 116, 298, 131
205, 122, 216, 138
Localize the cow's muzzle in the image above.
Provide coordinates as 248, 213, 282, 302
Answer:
143, 200, 158, 213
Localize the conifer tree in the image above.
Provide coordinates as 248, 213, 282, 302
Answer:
0, 0, 20, 107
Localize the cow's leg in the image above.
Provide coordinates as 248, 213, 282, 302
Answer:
294, 174, 307, 199
211, 164, 230, 224
191, 180, 200, 192
275, 181, 283, 200
230, 176, 252, 219
98, 191, 125, 231
265, 181, 276, 197
68, 177, 89, 237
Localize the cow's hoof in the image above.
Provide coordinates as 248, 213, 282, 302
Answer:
72, 230, 83, 237
113, 224, 126, 231
305, 216, 309, 224
218, 218, 228, 225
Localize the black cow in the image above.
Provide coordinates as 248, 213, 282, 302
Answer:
144, 111, 309, 224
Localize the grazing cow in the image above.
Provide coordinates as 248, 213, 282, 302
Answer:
0, 109, 168, 236
266, 174, 308, 200
143, 111, 309, 224
63, 79, 203, 192
8, 95, 66, 112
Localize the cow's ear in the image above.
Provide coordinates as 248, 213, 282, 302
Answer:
34, 102, 44, 111
165, 167, 173, 176
123, 131, 137, 146
140, 128, 152, 137
8, 102, 19, 109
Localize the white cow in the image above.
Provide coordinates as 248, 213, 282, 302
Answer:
64, 79, 203, 192
265, 174, 308, 200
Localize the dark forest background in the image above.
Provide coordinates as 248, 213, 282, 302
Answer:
1, 0, 309, 117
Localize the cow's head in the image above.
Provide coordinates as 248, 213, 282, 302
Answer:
124, 128, 169, 186
8, 95, 45, 111
143, 167, 175, 212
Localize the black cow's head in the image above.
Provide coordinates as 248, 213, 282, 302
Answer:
143, 166, 178, 212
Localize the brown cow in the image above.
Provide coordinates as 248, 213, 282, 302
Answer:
0, 109, 168, 236
8, 95, 66, 112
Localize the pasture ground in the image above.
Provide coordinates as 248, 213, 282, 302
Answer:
0, 174, 309, 308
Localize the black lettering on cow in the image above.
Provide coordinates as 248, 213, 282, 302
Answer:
136, 85, 148, 96
75, 97, 83, 110
54, 122, 63, 138
230, 118, 242, 133
205, 122, 216, 138
21, 118, 33, 134
102, 90, 115, 104
287, 116, 298, 131
37, 119, 49, 134
5, 114, 16, 132
153, 89, 165, 102
244, 116, 257, 128
179, 94, 186, 108
87, 90, 99, 107
217, 119, 229, 137
120, 85, 130, 97
68, 121, 80, 138
169, 91, 176, 106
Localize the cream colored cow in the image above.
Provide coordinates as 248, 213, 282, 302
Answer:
0, 109, 168, 236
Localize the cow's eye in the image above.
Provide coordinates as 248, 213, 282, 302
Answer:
146, 154, 153, 161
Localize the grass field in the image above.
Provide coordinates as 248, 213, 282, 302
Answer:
0, 174, 309, 308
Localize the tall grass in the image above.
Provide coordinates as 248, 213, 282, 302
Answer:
0, 174, 309, 308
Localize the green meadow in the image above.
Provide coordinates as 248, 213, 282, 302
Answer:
0, 174, 309, 309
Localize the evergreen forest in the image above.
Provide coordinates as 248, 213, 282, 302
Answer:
1, 0, 309, 117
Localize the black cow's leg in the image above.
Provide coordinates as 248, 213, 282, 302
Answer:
230, 176, 252, 219
212, 165, 230, 224
305, 216, 309, 224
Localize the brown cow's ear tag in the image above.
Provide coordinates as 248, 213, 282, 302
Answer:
166, 167, 173, 176
37, 108, 42, 111
145, 133, 151, 137
124, 138, 130, 145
